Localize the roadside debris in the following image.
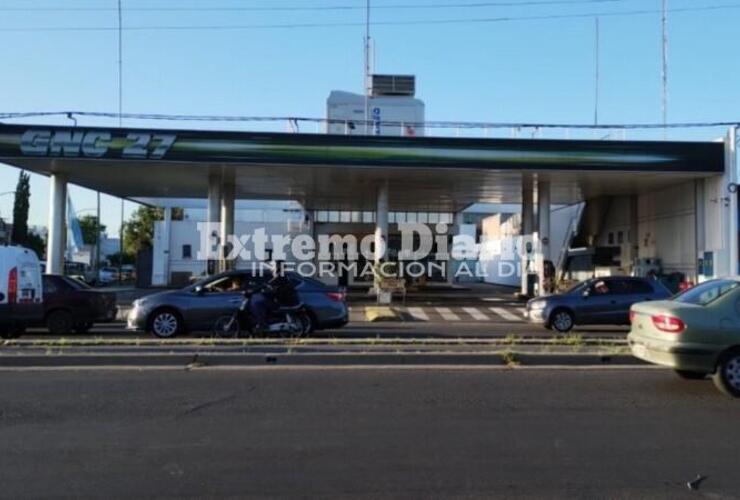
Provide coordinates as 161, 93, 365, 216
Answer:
687, 474, 708, 491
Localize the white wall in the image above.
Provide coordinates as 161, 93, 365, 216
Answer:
636, 182, 697, 277
152, 220, 310, 286
479, 205, 581, 287
326, 90, 425, 136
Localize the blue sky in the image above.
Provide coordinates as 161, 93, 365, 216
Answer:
0, 0, 737, 235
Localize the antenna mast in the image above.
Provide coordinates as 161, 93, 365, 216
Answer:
661, 0, 668, 135
364, 0, 371, 134
594, 17, 600, 126
117, 0, 123, 127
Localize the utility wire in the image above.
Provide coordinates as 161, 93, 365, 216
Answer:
0, 111, 737, 130
0, 3, 737, 31
0, 0, 633, 12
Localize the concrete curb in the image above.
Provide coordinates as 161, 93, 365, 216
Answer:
3, 337, 628, 348
0, 351, 644, 368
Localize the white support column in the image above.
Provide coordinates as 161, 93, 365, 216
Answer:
520, 174, 534, 296
220, 175, 235, 272
629, 194, 639, 270
374, 181, 389, 266
537, 179, 551, 295
694, 180, 705, 282
206, 173, 222, 275
207, 173, 222, 227
727, 126, 738, 275
46, 173, 67, 275
162, 207, 172, 286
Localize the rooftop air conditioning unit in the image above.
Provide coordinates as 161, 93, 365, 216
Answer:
369, 74, 416, 97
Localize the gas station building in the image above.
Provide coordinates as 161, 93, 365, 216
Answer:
0, 122, 735, 295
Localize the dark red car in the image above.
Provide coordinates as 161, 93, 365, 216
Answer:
41, 274, 118, 334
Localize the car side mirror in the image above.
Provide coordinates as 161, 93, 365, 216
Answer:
194, 285, 205, 295
582, 289, 591, 299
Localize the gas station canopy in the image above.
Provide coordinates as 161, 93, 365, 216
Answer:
0, 123, 724, 210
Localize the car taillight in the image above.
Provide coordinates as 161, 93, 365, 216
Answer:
326, 291, 346, 302
629, 310, 636, 323
7, 267, 17, 304
651, 314, 686, 333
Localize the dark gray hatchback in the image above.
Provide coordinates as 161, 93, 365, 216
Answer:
127, 271, 348, 338
525, 276, 672, 332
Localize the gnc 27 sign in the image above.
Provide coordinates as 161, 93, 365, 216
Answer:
20, 129, 177, 159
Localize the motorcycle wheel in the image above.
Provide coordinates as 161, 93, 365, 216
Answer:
277, 313, 307, 339
212, 315, 241, 338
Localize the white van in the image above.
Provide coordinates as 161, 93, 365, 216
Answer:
0, 246, 44, 338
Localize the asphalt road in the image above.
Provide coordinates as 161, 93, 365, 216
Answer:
1, 367, 738, 499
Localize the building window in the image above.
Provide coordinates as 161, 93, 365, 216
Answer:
439, 213, 453, 224
182, 244, 192, 259
608, 232, 615, 245
617, 231, 624, 244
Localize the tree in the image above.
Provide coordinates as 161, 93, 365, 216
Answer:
108, 252, 135, 266
10, 171, 30, 246
78, 215, 106, 246
123, 206, 183, 256
25, 232, 45, 261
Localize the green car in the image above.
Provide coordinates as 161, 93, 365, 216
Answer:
628, 278, 740, 397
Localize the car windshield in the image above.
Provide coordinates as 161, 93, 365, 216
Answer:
673, 279, 739, 306
565, 281, 590, 294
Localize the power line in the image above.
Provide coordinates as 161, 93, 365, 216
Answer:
0, 3, 737, 32
0, 110, 738, 130
0, 0, 633, 12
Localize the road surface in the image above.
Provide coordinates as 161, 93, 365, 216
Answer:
1, 367, 737, 498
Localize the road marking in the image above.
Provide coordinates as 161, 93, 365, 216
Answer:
463, 307, 488, 321
516, 307, 527, 316
489, 307, 521, 321
407, 307, 429, 321
435, 307, 460, 321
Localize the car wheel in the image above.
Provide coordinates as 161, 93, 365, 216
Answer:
74, 322, 93, 335
549, 308, 574, 333
713, 348, 740, 397
148, 309, 181, 339
47, 310, 74, 336
674, 369, 707, 380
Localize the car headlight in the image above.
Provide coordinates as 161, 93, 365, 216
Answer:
530, 301, 546, 310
